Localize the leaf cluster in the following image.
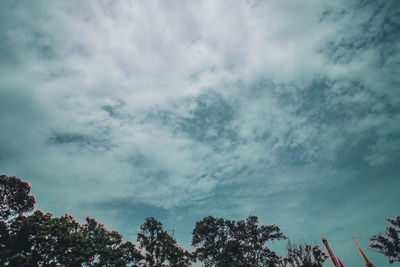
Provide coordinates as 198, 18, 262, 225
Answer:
370, 216, 400, 264
281, 241, 327, 267
0, 174, 35, 221
1, 210, 141, 266
137, 217, 191, 266
192, 215, 286, 267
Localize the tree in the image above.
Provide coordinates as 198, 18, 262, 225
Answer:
0, 174, 141, 266
0, 174, 35, 221
82, 217, 142, 266
4, 210, 60, 266
137, 217, 192, 266
3, 211, 142, 266
281, 241, 327, 267
370, 216, 400, 264
4, 210, 87, 266
192, 215, 286, 267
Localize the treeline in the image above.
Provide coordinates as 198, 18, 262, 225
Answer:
1, 175, 399, 266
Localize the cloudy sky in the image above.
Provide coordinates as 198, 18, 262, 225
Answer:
1, 0, 399, 265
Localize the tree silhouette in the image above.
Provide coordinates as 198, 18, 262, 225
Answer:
192, 215, 285, 267
5, 211, 84, 266
281, 241, 327, 267
370, 216, 400, 264
3, 211, 142, 266
137, 217, 192, 266
82, 217, 142, 266
0, 174, 35, 221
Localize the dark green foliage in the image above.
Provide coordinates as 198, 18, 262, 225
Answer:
281, 241, 327, 267
2, 211, 141, 266
82, 217, 142, 266
137, 217, 192, 266
4, 211, 88, 266
0, 221, 10, 264
370, 216, 400, 264
7, 253, 30, 267
0, 174, 35, 221
192, 215, 286, 267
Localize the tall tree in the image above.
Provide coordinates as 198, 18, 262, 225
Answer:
370, 216, 400, 264
3, 211, 142, 266
0, 174, 35, 221
4, 211, 93, 266
5, 210, 63, 266
281, 241, 327, 267
137, 217, 192, 266
82, 217, 142, 266
192, 215, 286, 267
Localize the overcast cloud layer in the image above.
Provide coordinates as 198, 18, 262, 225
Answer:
1, 0, 399, 265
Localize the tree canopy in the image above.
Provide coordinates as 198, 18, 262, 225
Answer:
370, 216, 400, 264
137, 217, 191, 266
2, 210, 142, 266
281, 241, 327, 267
192, 215, 286, 266
0, 174, 35, 221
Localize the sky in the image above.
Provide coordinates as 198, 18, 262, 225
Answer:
0, 0, 399, 265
